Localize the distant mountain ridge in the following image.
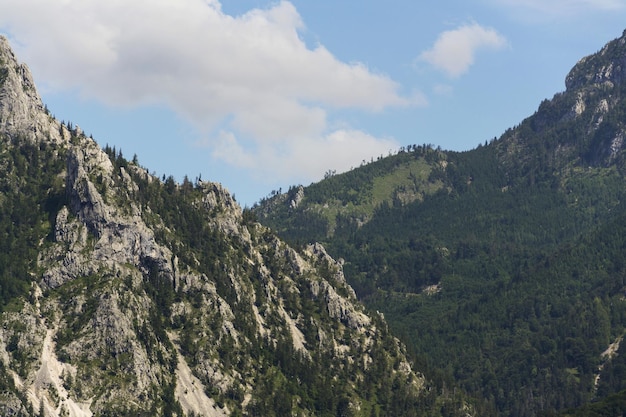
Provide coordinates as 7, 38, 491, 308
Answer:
0, 36, 468, 417
256, 29, 626, 237
254, 29, 626, 416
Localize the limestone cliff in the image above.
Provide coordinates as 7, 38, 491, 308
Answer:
0, 36, 436, 416
495, 29, 626, 174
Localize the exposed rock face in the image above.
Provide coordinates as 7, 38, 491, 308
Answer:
497, 30, 626, 172
289, 185, 305, 209
565, 30, 626, 91
561, 30, 626, 132
565, 32, 626, 166
0, 37, 65, 145
0, 36, 428, 416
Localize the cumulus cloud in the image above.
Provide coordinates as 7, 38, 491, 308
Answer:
209, 129, 399, 183
418, 23, 508, 78
0, 0, 410, 184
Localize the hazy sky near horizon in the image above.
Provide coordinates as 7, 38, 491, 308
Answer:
1, 0, 625, 206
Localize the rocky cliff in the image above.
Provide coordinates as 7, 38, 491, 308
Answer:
0, 36, 441, 416
497, 29, 626, 172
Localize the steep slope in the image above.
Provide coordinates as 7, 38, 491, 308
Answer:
255, 29, 626, 416
253, 145, 448, 245
0, 37, 460, 417
496, 29, 626, 178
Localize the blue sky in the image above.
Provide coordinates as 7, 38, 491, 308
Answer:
1, 0, 625, 206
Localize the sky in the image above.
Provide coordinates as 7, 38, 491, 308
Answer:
0, 1, 625, 206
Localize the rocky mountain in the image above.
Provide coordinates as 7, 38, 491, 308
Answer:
0, 37, 461, 416
254, 30, 626, 416
496, 29, 626, 175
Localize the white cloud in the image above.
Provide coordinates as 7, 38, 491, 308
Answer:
0, 0, 411, 184
208, 129, 399, 184
418, 23, 508, 78
433, 84, 454, 96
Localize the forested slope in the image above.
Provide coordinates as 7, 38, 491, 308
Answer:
0, 36, 474, 417
254, 30, 626, 416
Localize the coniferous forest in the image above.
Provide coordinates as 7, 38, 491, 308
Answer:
4, 19, 626, 417
254, 30, 626, 416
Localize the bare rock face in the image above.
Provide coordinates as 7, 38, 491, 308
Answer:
0, 36, 66, 145
562, 31, 626, 166
496, 30, 626, 174
66, 143, 115, 233
565, 30, 626, 91
0, 36, 431, 417
289, 185, 305, 209
39, 138, 175, 292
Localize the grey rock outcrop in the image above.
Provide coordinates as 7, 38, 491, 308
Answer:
289, 185, 305, 209
0, 36, 66, 145
565, 30, 626, 91
0, 37, 429, 417
497, 30, 626, 172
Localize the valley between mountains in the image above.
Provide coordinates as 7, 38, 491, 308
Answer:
3, 28, 626, 417
0, 36, 447, 416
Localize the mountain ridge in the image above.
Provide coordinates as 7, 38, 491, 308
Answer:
0, 36, 465, 416
254, 29, 626, 416
255, 29, 626, 236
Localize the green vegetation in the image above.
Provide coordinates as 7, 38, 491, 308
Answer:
256, 144, 447, 244
5, 29, 626, 416
254, 32, 626, 416
259, 142, 626, 414
0, 133, 458, 415
103, 149, 465, 416
0, 135, 66, 311
259, 141, 626, 415
545, 389, 626, 416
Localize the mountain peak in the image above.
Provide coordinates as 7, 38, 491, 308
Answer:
0, 36, 65, 144
491, 29, 626, 172
0, 37, 440, 416
565, 29, 626, 91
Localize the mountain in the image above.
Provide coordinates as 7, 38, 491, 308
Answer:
0, 37, 470, 417
254, 30, 626, 416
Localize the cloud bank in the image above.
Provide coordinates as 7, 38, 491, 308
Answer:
0, 0, 408, 183
418, 23, 508, 78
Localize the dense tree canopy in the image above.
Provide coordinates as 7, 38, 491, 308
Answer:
254, 55, 626, 415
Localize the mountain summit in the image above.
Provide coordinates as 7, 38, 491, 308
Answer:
565, 29, 626, 92
0, 37, 456, 416
498, 29, 626, 172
